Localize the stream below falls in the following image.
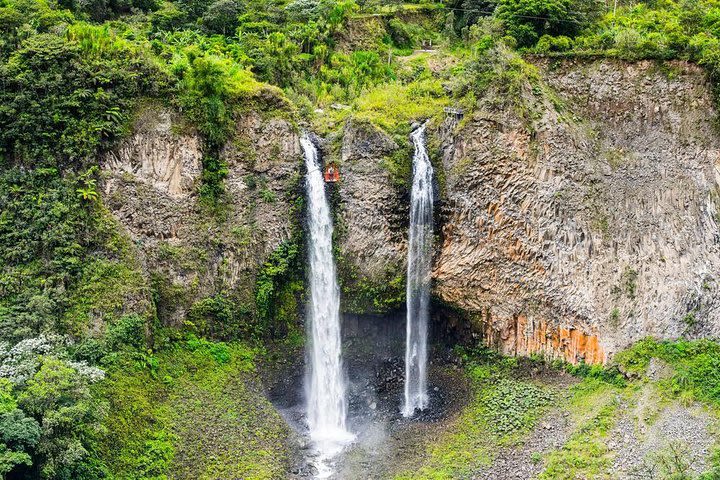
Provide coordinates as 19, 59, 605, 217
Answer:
270, 314, 469, 479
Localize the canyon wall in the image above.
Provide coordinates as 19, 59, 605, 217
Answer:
100, 60, 720, 363
102, 106, 301, 327
435, 59, 720, 363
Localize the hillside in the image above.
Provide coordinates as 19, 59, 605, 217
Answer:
2, 0, 720, 478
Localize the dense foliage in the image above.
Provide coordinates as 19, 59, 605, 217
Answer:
3, 0, 720, 477
531, 0, 720, 91
0, 166, 149, 344
616, 338, 720, 405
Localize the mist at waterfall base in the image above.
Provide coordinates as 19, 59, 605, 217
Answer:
300, 135, 354, 478
272, 311, 458, 478
402, 123, 434, 418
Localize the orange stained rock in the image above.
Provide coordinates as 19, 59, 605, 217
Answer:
494, 209, 503, 224
484, 314, 607, 365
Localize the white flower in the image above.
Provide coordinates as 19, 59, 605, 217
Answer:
66, 361, 106, 383
0, 334, 73, 384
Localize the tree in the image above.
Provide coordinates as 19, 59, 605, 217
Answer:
202, 0, 242, 35
495, 0, 597, 47
0, 379, 40, 477
326, 0, 358, 32
150, 2, 188, 31
17, 358, 107, 480
286, 0, 324, 22
0, 444, 32, 478
452, 0, 498, 32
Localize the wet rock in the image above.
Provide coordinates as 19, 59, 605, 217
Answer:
336, 119, 407, 312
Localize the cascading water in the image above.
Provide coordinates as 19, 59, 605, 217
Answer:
402, 123, 434, 418
300, 134, 353, 477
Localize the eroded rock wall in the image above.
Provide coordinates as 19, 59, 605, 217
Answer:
335, 119, 409, 313
338, 120, 405, 277
435, 60, 720, 363
100, 61, 720, 362
102, 106, 301, 326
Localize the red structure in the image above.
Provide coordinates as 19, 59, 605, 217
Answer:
324, 162, 340, 183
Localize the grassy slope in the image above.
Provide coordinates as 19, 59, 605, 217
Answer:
539, 379, 626, 479
392, 356, 558, 479
391, 340, 720, 480
96, 340, 291, 480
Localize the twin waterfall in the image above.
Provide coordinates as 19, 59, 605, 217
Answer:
301, 124, 433, 474
402, 123, 433, 417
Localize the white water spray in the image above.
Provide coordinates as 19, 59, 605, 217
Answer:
402, 123, 434, 418
301, 134, 353, 477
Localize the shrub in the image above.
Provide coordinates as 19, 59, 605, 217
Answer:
106, 315, 146, 351
255, 241, 302, 331
478, 378, 555, 435
388, 18, 413, 48
495, 0, 584, 48
536, 34, 573, 52
615, 339, 720, 404
185, 334, 232, 364
0, 27, 166, 166
351, 78, 448, 136
0, 401, 41, 477
151, 2, 187, 31
201, 0, 241, 35
187, 295, 249, 340
14, 357, 108, 479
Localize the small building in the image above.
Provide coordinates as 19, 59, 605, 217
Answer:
324, 162, 340, 183
444, 106, 464, 119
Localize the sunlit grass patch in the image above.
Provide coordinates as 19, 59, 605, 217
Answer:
538, 378, 631, 479
313, 75, 449, 137
97, 340, 288, 480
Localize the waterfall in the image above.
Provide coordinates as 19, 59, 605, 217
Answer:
402, 123, 434, 418
300, 134, 353, 477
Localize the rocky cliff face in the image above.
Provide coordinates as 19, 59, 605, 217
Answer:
102, 61, 720, 363
102, 106, 301, 327
434, 59, 720, 363
334, 119, 409, 312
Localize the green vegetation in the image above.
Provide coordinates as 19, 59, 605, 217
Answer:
0, 23, 166, 166
394, 348, 557, 479
0, 167, 148, 343
539, 379, 623, 479
187, 294, 252, 340
615, 338, 720, 405
5, 0, 720, 477
538, 339, 720, 479
337, 254, 407, 314
1, 306, 290, 479
392, 341, 720, 479
255, 239, 304, 338
97, 336, 289, 480
316, 77, 450, 136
